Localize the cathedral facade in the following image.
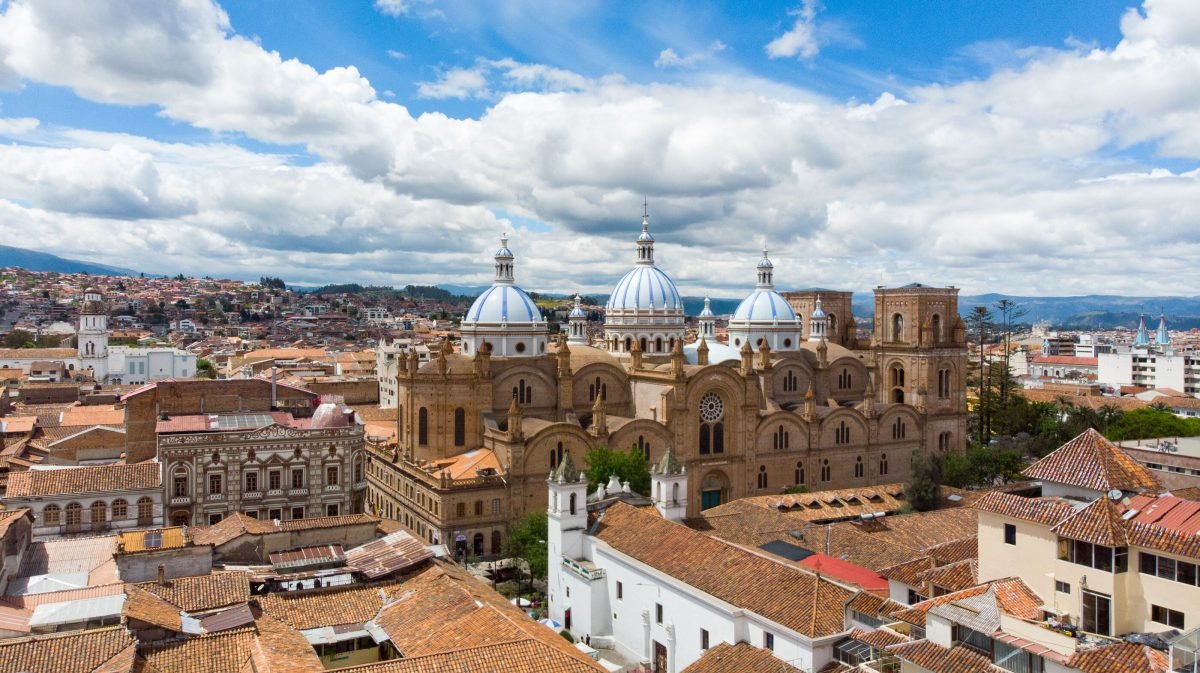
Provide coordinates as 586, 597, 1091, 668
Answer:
365, 214, 968, 557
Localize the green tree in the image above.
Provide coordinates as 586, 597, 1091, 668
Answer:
965, 305, 994, 443
503, 511, 548, 599
584, 445, 651, 496
905, 450, 942, 512
3, 329, 34, 349
196, 358, 217, 379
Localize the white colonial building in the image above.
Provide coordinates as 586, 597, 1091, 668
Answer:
3, 462, 164, 539
546, 450, 856, 673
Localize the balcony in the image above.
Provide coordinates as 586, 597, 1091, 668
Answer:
288, 488, 309, 497
170, 496, 192, 506
324, 485, 342, 492
207, 493, 225, 502
266, 489, 284, 497
563, 557, 605, 581
354, 481, 367, 490
243, 491, 263, 500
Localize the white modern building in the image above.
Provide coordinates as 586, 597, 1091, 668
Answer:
546, 449, 856, 673
1097, 313, 1199, 394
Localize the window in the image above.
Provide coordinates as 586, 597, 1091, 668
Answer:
701, 629, 709, 650
757, 465, 768, 489
879, 454, 889, 475
245, 472, 258, 493
795, 462, 805, 485
291, 506, 305, 520
782, 370, 798, 392
1055, 580, 1070, 594
326, 466, 339, 487
938, 367, 952, 398
854, 456, 864, 478
1060, 539, 1127, 572
112, 499, 127, 519
63, 503, 81, 526
892, 313, 904, 342
269, 508, 282, 521
90, 501, 107, 526
418, 407, 428, 445
835, 421, 851, 445
326, 504, 339, 517
454, 407, 465, 446
354, 459, 363, 483
837, 368, 852, 389
1139, 552, 1199, 586
44, 504, 61, 526
1004, 524, 1016, 545
907, 588, 926, 605
1151, 605, 1185, 629
173, 475, 188, 497
475, 500, 484, 516
891, 417, 907, 440
137, 497, 153, 523
616, 582, 623, 600
994, 640, 1044, 673
954, 624, 992, 655
637, 435, 650, 461
763, 632, 774, 651
655, 603, 663, 624
1081, 590, 1112, 636
821, 459, 831, 482
456, 502, 466, 517
292, 469, 304, 489
773, 425, 789, 450
938, 432, 952, 451
269, 471, 281, 490
208, 513, 223, 525
244, 510, 258, 519
492, 498, 501, 514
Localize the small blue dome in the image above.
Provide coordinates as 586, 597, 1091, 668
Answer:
569, 295, 587, 319
464, 285, 540, 324
731, 290, 797, 323
607, 265, 682, 312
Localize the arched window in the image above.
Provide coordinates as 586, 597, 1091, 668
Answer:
112, 499, 127, 520
795, 462, 805, 485
828, 313, 838, 339
854, 456, 864, 478
820, 459, 831, 482
773, 425, 789, 450
699, 425, 711, 454
937, 367, 952, 399
835, 421, 851, 445
65, 502, 83, 526
637, 435, 650, 461
137, 497, 153, 524
44, 504, 61, 526
939, 432, 952, 451
418, 407, 428, 446
550, 442, 564, 470
931, 314, 942, 343
639, 337, 648, 352
890, 365, 905, 388
757, 465, 768, 489
569, 493, 577, 515
879, 454, 889, 475
893, 389, 905, 404
625, 337, 632, 352
492, 530, 502, 554
90, 501, 107, 527
671, 482, 680, 505
713, 422, 724, 454
655, 337, 663, 352
453, 407, 465, 446
782, 370, 798, 392
838, 368, 852, 389
892, 418, 907, 440
892, 313, 904, 342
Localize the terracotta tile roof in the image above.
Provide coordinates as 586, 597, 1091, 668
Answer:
0, 625, 135, 673
135, 572, 250, 612
972, 492, 1074, 526
1171, 486, 1200, 501
919, 559, 979, 593
925, 536, 978, 565
888, 639, 1000, 673
850, 627, 908, 650
256, 577, 401, 630
340, 639, 604, 673
139, 626, 258, 673
91, 642, 138, 673
1125, 518, 1200, 559
124, 585, 183, 632
189, 512, 379, 547
846, 591, 904, 621
58, 406, 125, 427
595, 502, 854, 638
0, 347, 77, 360
679, 641, 804, 673
5, 462, 161, 498
1067, 641, 1169, 673
880, 556, 935, 586
1052, 498, 1129, 546
1022, 428, 1160, 492
246, 612, 325, 673
889, 578, 1041, 628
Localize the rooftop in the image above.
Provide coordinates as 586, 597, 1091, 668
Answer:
5, 462, 161, 498
1022, 428, 1160, 493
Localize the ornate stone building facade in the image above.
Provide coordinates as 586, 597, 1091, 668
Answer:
366, 215, 968, 555
157, 404, 367, 526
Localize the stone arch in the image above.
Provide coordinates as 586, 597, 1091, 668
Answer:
684, 370, 746, 458
878, 406, 923, 443
819, 408, 869, 447
827, 356, 869, 398
754, 412, 810, 453
571, 362, 629, 412
610, 419, 674, 466
493, 367, 555, 412
523, 424, 594, 475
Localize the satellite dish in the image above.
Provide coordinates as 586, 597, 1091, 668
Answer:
1107, 489, 1123, 501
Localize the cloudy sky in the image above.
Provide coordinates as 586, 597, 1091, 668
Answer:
0, 0, 1198, 298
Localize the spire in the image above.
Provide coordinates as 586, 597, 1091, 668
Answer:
654, 445, 684, 476
696, 336, 709, 366
636, 204, 655, 266
671, 337, 685, 379
1134, 313, 1150, 347
494, 234, 515, 284
590, 393, 608, 437
756, 249, 774, 289
1156, 313, 1170, 346
508, 397, 523, 440
551, 450, 580, 483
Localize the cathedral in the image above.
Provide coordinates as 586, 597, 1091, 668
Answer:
364, 213, 968, 557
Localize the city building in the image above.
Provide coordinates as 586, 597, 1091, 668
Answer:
1097, 313, 1200, 394
3, 463, 164, 538
156, 400, 367, 526
367, 215, 969, 552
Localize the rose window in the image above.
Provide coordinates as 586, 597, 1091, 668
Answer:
698, 392, 724, 422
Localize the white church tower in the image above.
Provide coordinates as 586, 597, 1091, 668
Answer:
651, 445, 687, 522
77, 287, 109, 381
547, 451, 589, 629
808, 295, 829, 342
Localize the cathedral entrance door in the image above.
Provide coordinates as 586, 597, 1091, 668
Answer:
653, 641, 667, 673
700, 489, 721, 510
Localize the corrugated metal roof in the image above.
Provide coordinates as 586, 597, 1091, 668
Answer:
344, 531, 433, 579
268, 544, 345, 570
197, 603, 255, 633
29, 594, 125, 627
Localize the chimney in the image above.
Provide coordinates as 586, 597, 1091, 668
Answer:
157, 564, 166, 586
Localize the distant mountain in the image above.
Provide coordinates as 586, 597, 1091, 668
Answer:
955, 294, 1200, 329
0, 245, 141, 276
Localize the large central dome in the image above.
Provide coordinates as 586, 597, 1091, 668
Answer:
460, 235, 548, 358
602, 210, 686, 355
727, 249, 802, 351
